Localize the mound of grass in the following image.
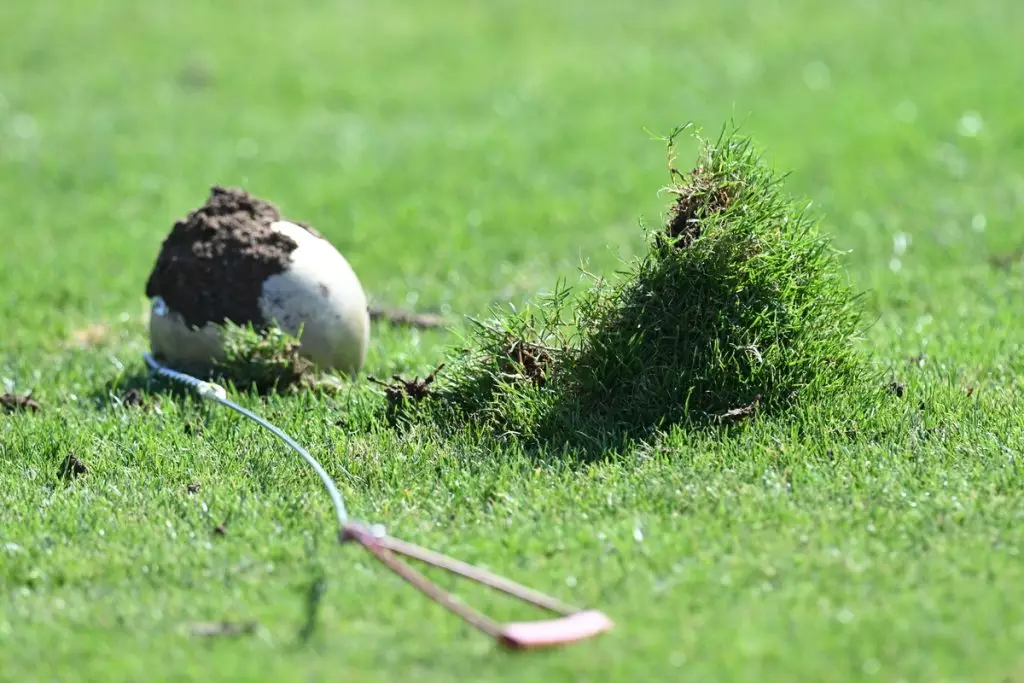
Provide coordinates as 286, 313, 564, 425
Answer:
421, 124, 868, 448
143, 322, 347, 396
211, 323, 316, 394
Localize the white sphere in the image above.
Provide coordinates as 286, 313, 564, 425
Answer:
148, 220, 370, 377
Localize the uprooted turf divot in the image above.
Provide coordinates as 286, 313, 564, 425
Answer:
662, 155, 736, 248
368, 363, 446, 424
1, 393, 41, 414
368, 364, 445, 405
398, 123, 869, 452
212, 322, 315, 394
137, 322, 343, 397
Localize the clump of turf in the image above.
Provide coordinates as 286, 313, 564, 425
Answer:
418, 123, 867, 448
211, 323, 314, 394
140, 322, 349, 398
403, 288, 570, 431
367, 363, 446, 425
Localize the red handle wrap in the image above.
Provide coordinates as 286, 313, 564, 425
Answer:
499, 610, 615, 650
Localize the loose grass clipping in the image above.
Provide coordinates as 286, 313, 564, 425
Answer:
423, 124, 867, 447
148, 322, 321, 395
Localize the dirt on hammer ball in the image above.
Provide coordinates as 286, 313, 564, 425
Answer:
144, 186, 321, 330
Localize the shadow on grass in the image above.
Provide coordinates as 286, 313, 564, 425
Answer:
532, 261, 794, 448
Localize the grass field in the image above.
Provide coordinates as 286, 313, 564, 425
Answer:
2, 0, 1024, 680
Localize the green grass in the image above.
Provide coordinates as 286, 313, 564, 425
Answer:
2, 0, 1023, 681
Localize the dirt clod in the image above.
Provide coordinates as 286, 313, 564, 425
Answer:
59, 453, 89, 479
1, 393, 40, 413
120, 388, 149, 409
214, 323, 313, 394
187, 482, 201, 494
500, 339, 555, 386
144, 186, 318, 330
714, 394, 761, 424
664, 165, 734, 248
369, 363, 445, 407
368, 305, 449, 330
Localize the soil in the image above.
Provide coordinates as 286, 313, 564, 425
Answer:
664, 165, 733, 248
369, 363, 445, 407
60, 453, 89, 479
368, 305, 448, 329
144, 186, 319, 330
1, 393, 41, 413
120, 388, 148, 408
500, 339, 555, 386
